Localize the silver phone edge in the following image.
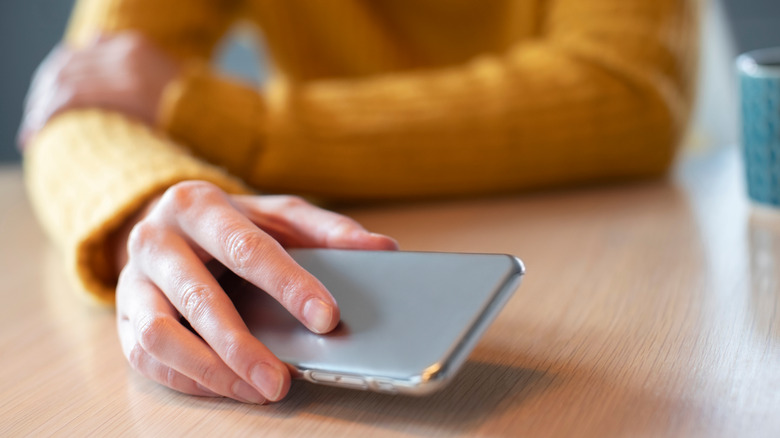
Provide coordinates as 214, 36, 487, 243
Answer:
293, 255, 526, 396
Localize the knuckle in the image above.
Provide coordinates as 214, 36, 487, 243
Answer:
224, 228, 266, 273
220, 332, 257, 376
194, 361, 222, 388
164, 367, 179, 389
126, 219, 161, 256
136, 313, 175, 353
178, 282, 214, 322
275, 195, 307, 210
162, 180, 220, 213
325, 217, 363, 245
220, 333, 245, 367
127, 343, 147, 372
329, 216, 360, 234
275, 268, 308, 310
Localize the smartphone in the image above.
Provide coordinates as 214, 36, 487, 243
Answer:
228, 249, 525, 396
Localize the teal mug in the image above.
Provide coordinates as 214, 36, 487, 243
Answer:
739, 48, 780, 207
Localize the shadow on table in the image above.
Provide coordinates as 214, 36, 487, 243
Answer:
266, 359, 553, 434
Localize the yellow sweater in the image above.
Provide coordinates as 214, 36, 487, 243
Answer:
24, 0, 700, 303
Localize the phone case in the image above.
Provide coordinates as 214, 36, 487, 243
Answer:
229, 249, 525, 395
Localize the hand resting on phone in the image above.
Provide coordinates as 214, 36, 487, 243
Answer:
111, 181, 398, 404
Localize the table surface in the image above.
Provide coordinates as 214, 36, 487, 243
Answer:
2, 147, 779, 437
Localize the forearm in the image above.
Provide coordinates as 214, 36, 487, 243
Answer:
252, 43, 690, 200
159, 0, 698, 200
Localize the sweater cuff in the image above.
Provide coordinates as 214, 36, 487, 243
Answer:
24, 110, 251, 305
159, 63, 266, 181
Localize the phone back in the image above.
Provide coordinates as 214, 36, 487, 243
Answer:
231, 249, 524, 395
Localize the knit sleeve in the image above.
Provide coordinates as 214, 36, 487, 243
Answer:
244, 0, 700, 199
23, 0, 249, 303
65, 0, 242, 58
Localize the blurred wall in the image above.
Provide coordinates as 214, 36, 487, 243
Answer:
722, 0, 780, 53
0, 0, 76, 163
688, 0, 780, 151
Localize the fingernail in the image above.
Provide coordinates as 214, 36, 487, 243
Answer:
251, 363, 285, 401
232, 380, 265, 404
369, 232, 399, 249
303, 298, 334, 333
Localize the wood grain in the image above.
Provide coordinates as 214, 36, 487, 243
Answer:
1, 147, 779, 437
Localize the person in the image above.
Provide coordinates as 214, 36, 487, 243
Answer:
19, 0, 699, 404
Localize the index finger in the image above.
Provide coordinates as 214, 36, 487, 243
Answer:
160, 182, 340, 335
129, 225, 289, 401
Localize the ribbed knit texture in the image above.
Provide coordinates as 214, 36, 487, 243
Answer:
25, 111, 248, 303
25, 0, 700, 302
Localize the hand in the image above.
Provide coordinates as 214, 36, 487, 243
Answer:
114, 181, 398, 403
19, 32, 179, 147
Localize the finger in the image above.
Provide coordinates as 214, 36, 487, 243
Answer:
118, 323, 220, 398
19, 47, 71, 147
157, 182, 341, 335
24, 45, 69, 113
23, 83, 77, 133
234, 195, 399, 250
23, 55, 124, 136
126, 222, 290, 401
16, 124, 34, 150
20, 48, 102, 141
24, 41, 115, 129
116, 269, 217, 398
116, 265, 269, 403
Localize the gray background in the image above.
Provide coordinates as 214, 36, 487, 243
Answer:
0, 0, 778, 163
1, 0, 76, 163
721, 0, 780, 54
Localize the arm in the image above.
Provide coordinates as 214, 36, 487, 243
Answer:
23, 0, 398, 403
24, 0, 246, 301
160, 0, 699, 199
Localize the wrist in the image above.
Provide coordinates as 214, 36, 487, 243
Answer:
107, 194, 162, 276
157, 63, 266, 180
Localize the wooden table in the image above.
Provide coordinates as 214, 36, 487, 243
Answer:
1, 146, 779, 437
